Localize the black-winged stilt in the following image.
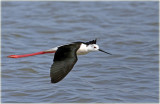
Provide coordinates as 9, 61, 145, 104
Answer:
8, 39, 111, 83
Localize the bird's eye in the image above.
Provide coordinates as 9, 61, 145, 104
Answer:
94, 46, 96, 48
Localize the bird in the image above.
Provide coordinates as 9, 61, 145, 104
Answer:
8, 39, 112, 83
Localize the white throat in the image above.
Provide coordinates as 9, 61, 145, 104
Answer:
76, 43, 99, 55
77, 44, 89, 55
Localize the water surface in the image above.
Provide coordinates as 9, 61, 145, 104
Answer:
2, 1, 159, 103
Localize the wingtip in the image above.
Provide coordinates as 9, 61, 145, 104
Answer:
51, 78, 60, 83
94, 38, 97, 44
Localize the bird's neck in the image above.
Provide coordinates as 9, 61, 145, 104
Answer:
76, 44, 89, 55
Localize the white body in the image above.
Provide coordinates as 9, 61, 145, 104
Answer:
77, 44, 89, 55
45, 43, 100, 55
44, 47, 58, 52
77, 43, 99, 55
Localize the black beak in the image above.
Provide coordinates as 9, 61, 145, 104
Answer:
99, 49, 112, 55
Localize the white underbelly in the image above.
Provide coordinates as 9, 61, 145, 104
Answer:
76, 43, 89, 55
76, 50, 89, 55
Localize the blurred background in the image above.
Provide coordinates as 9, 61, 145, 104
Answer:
1, 1, 159, 103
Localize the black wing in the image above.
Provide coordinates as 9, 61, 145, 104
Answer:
84, 39, 97, 45
50, 43, 81, 83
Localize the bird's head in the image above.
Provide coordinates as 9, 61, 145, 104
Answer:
87, 44, 100, 52
87, 44, 112, 55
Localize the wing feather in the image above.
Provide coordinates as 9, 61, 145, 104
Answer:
84, 39, 97, 45
50, 43, 81, 83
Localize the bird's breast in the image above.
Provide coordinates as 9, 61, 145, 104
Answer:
76, 43, 88, 55
76, 50, 89, 55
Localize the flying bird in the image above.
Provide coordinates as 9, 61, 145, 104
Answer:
8, 39, 111, 83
